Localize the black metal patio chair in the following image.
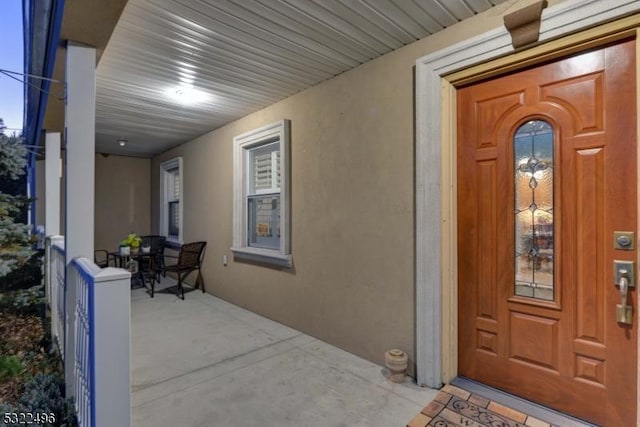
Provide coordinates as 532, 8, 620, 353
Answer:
139, 235, 167, 283
154, 241, 207, 299
94, 249, 116, 268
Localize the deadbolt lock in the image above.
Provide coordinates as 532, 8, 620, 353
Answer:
614, 231, 635, 250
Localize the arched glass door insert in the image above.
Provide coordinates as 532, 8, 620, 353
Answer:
514, 120, 554, 301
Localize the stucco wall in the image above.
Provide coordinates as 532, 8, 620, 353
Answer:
150, 0, 566, 374
37, 153, 150, 252
95, 154, 151, 251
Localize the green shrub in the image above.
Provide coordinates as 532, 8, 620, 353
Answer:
1, 374, 78, 427
10, 284, 45, 312
0, 282, 45, 318
0, 355, 25, 381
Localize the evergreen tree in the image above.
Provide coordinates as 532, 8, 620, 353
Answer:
0, 126, 34, 277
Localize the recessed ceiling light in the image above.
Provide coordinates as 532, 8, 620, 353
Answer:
165, 85, 210, 105
117, 139, 127, 147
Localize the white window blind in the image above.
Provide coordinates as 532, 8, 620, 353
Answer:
173, 171, 180, 199
253, 152, 272, 191
250, 142, 280, 194
275, 151, 281, 189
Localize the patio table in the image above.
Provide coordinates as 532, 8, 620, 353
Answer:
109, 250, 156, 289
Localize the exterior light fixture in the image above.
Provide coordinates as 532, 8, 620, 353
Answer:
165, 85, 210, 105
118, 139, 127, 147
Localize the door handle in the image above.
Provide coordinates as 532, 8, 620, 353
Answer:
619, 273, 629, 306
615, 263, 634, 325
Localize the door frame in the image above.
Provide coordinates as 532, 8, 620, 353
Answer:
415, 0, 640, 398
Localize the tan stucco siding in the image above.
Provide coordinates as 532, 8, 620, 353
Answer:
95, 154, 151, 251
150, 0, 567, 373
37, 153, 150, 253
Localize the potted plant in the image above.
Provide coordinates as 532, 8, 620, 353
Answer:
120, 233, 142, 255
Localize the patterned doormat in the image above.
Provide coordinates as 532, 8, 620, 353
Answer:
407, 384, 553, 427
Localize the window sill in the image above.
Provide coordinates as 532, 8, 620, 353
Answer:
231, 246, 292, 268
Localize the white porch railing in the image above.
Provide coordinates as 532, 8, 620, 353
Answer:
45, 236, 132, 427
46, 235, 66, 358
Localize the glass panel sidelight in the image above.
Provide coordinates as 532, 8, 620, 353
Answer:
514, 120, 554, 301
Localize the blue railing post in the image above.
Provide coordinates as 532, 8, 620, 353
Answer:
69, 257, 131, 427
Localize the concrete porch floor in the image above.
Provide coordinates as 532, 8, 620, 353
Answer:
130, 279, 437, 427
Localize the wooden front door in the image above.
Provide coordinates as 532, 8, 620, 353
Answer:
457, 39, 637, 425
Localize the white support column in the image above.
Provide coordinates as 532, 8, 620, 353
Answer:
64, 42, 96, 398
45, 132, 61, 236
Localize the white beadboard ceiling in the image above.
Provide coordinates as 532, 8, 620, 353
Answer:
96, 0, 507, 157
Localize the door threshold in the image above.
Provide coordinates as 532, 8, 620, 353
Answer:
450, 377, 598, 427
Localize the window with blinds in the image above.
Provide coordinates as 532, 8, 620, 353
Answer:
168, 168, 180, 238
248, 142, 280, 249
232, 120, 291, 267
160, 157, 183, 243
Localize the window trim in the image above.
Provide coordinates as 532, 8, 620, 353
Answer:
232, 120, 291, 267
159, 157, 183, 245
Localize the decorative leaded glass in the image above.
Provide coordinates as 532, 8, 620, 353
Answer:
514, 120, 554, 301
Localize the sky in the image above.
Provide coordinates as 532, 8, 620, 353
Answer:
0, 0, 24, 135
